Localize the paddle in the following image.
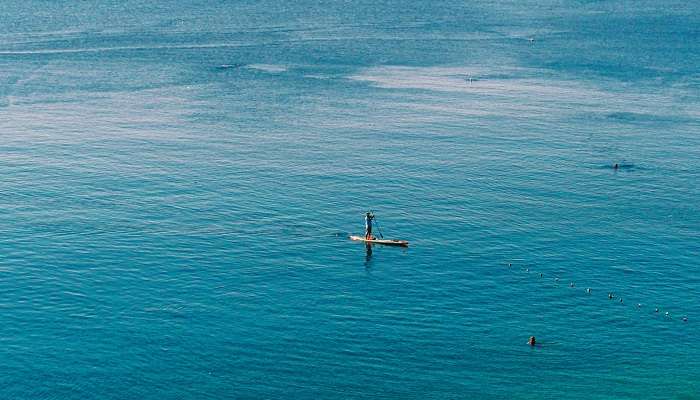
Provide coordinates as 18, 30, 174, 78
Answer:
371, 211, 385, 239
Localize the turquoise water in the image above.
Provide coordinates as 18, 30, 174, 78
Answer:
1, 1, 699, 398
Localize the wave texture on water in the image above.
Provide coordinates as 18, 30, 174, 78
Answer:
0, 1, 699, 399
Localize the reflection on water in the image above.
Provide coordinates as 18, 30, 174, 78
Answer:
364, 243, 372, 267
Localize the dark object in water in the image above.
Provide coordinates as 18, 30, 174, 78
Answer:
607, 162, 635, 170
528, 336, 536, 346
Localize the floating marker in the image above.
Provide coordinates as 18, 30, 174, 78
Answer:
497, 257, 687, 325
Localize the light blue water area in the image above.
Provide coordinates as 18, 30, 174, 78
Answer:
1, 1, 699, 399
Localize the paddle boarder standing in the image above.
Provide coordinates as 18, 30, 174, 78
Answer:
365, 212, 375, 239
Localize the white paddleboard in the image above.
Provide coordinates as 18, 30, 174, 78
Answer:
349, 235, 409, 246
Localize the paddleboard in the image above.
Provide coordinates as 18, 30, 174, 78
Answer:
349, 235, 409, 246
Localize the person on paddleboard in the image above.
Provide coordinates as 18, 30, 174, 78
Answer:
365, 212, 375, 239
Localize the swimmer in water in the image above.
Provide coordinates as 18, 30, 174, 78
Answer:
570, 282, 575, 287
655, 308, 659, 313
586, 288, 591, 294
682, 316, 688, 322
528, 336, 536, 346
608, 293, 614, 299
613, 163, 619, 170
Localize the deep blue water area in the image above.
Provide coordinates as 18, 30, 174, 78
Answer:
1, 1, 698, 399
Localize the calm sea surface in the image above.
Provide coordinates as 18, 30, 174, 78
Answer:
1, 1, 699, 399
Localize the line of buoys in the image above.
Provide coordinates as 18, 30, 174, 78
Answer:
504, 262, 688, 324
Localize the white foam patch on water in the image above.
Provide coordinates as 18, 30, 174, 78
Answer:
246, 64, 288, 73
348, 65, 698, 119
0, 85, 206, 146
304, 74, 332, 80
350, 66, 603, 98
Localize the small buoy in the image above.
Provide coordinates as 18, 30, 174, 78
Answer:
525, 268, 529, 272
637, 303, 641, 308
586, 288, 591, 294
665, 312, 670, 316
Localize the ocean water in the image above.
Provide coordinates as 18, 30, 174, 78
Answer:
1, 1, 699, 399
